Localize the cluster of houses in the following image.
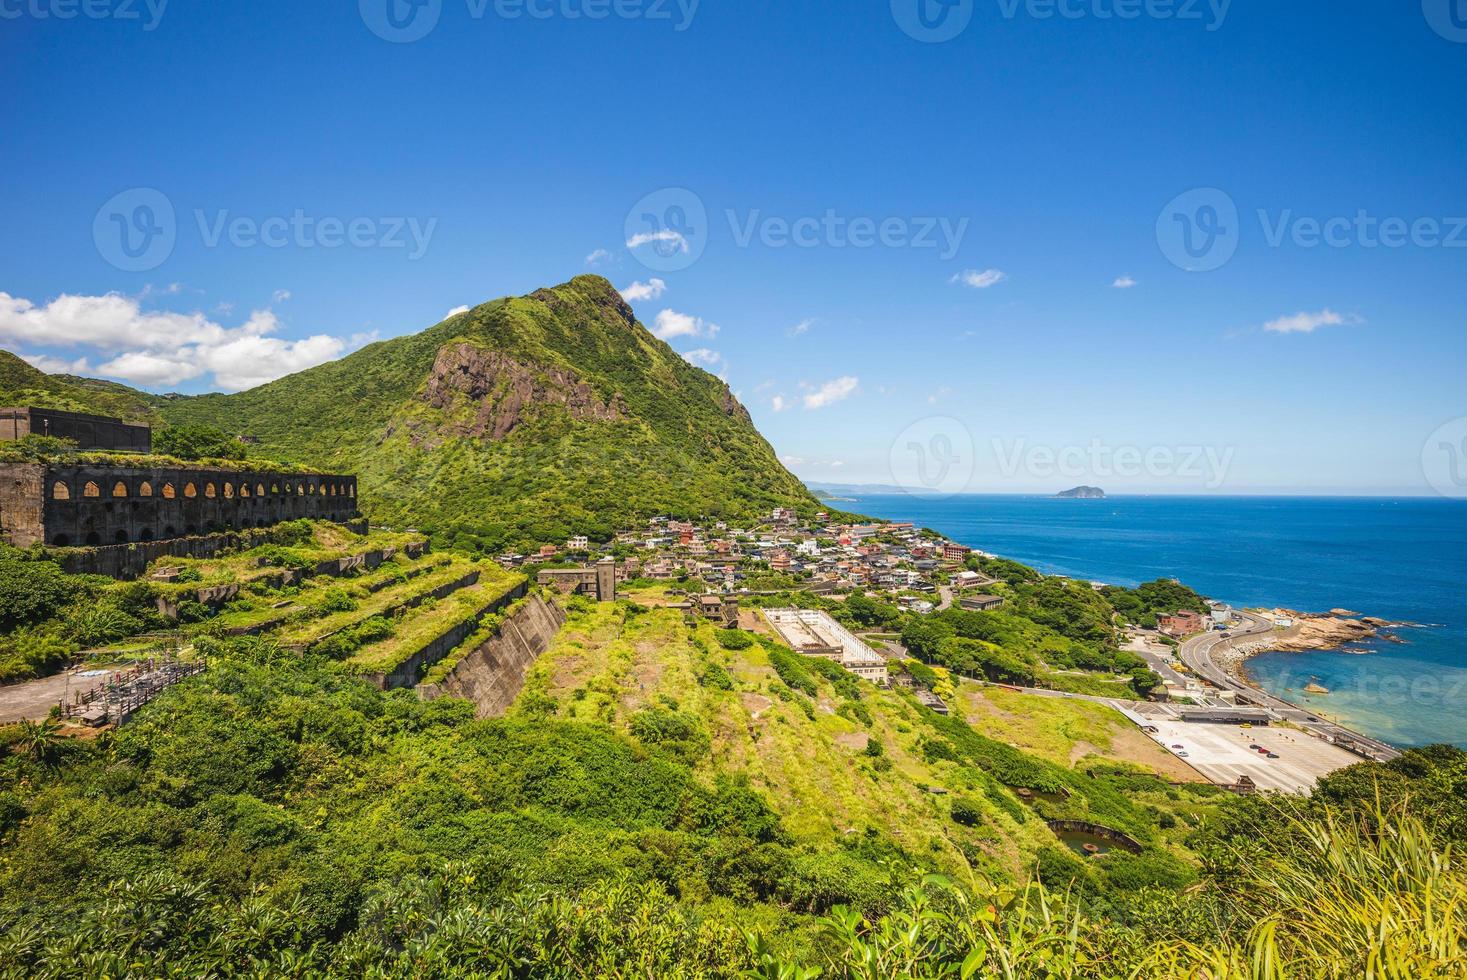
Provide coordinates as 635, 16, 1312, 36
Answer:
503, 508, 1003, 613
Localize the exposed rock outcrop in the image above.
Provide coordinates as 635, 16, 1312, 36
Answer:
417, 343, 627, 442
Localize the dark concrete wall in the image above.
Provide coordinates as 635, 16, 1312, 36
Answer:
372, 581, 529, 691
54, 519, 371, 579
0, 407, 151, 452
418, 594, 566, 716
0, 463, 358, 548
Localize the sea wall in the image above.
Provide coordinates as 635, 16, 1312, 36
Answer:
418, 593, 565, 716
370, 581, 532, 691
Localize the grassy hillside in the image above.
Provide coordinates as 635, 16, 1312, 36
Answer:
514, 599, 1222, 891
156, 276, 817, 548
0, 351, 159, 424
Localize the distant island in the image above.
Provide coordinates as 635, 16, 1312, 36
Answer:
1057, 485, 1106, 498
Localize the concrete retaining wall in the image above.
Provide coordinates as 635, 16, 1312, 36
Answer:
418, 593, 566, 716
54, 519, 369, 579
1045, 819, 1144, 854
370, 581, 530, 691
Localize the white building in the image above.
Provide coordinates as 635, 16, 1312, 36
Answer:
764, 608, 890, 685
566, 535, 589, 551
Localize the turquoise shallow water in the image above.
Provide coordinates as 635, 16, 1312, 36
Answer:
840, 494, 1466, 749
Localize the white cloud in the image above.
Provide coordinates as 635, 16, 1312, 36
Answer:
781, 454, 804, 465
273, 289, 292, 303
0, 291, 352, 392
652, 308, 719, 341
828, 460, 845, 468
680, 347, 722, 367
788, 318, 815, 337
950, 268, 1007, 289
802, 376, 859, 410
620, 278, 667, 302
585, 248, 613, 267
20, 352, 91, 375
771, 394, 789, 412
1112, 276, 1137, 289
927, 385, 952, 405
1263, 309, 1353, 334
444, 305, 471, 319
626, 229, 688, 253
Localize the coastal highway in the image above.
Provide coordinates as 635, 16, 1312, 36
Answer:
1179, 612, 1401, 762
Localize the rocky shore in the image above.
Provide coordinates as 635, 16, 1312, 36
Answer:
1220, 609, 1412, 685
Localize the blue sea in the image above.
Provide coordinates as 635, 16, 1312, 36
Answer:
839, 494, 1467, 749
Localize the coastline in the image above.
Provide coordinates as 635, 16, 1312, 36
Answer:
1224, 610, 1410, 687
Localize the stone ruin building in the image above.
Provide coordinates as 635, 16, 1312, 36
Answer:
0, 409, 357, 549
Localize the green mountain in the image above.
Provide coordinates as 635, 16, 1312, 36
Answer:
0, 350, 159, 424
153, 275, 815, 549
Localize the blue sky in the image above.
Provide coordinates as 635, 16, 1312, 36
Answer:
2, 0, 1465, 494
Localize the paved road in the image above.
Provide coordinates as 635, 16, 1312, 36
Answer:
1180, 612, 1400, 762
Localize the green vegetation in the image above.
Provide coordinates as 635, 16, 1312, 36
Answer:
0, 523, 428, 684
1102, 578, 1210, 628
0, 349, 158, 423
150, 422, 246, 461
3, 593, 1460, 976
148, 276, 818, 550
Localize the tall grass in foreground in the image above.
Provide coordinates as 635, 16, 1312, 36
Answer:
752, 805, 1465, 979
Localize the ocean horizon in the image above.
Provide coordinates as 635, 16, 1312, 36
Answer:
832, 491, 1467, 750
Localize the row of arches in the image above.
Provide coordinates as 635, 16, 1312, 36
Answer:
52, 478, 356, 501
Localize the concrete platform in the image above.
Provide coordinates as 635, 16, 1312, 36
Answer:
1139, 718, 1363, 795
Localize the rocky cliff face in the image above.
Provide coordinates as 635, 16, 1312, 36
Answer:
418, 343, 627, 442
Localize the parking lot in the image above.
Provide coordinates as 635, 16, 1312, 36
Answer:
1139, 719, 1364, 794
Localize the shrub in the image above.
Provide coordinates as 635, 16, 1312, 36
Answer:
715, 628, 753, 650
0, 553, 78, 632
950, 796, 984, 827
